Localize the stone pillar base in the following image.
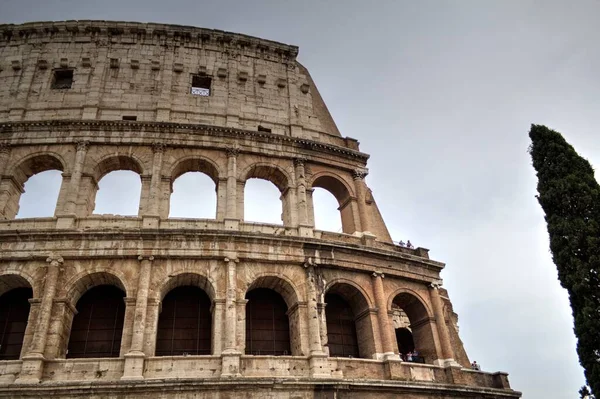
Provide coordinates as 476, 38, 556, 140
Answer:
221, 351, 241, 377
224, 218, 240, 231
56, 215, 77, 229
434, 358, 461, 368
308, 352, 330, 378
14, 353, 45, 383
298, 224, 314, 238
121, 352, 146, 380
359, 231, 377, 246
142, 215, 160, 229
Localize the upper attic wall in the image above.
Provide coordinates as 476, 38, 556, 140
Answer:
0, 20, 345, 145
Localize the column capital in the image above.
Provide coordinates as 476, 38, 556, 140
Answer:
0, 142, 11, 154
293, 157, 307, 167
352, 168, 369, 180
46, 254, 64, 267
372, 271, 385, 279
429, 282, 442, 290
226, 147, 240, 157
138, 255, 155, 262
224, 257, 239, 263
75, 140, 90, 153
152, 142, 166, 153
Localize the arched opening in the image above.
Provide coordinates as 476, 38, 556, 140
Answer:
244, 179, 282, 225
0, 287, 32, 360
245, 288, 290, 356
93, 170, 141, 215
324, 282, 374, 359
243, 164, 289, 225
16, 170, 63, 218
156, 286, 212, 356
169, 172, 216, 218
312, 188, 342, 232
2, 154, 64, 220
311, 175, 356, 234
391, 292, 436, 363
324, 293, 359, 357
67, 285, 125, 358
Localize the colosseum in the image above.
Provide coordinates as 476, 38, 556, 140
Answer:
0, 20, 520, 398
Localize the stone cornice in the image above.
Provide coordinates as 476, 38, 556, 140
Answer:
0, 120, 370, 162
0, 20, 299, 61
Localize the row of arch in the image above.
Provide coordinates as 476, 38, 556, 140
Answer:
0, 271, 436, 362
2, 150, 363, 233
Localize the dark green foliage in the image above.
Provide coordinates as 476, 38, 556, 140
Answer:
529, 124, 600, 397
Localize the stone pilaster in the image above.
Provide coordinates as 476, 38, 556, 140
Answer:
224, 148, 239, 230
304, 262, 329, 377
371, 271, 396, 359
57, 142, 88, 228
221, 256, 241, 377
429, 283, 458, 366
352, 168, 372, 234
142, 143, 165, 228
295, 158, 313, 237
16, 254, 63, 383
122, 255, 154, 380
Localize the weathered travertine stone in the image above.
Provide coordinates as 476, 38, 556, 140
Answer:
0, 20, 520, 399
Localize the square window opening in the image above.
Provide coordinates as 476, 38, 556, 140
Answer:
52, 69, 74, 89
191, 75, 211, 96
122, 116, 137, 121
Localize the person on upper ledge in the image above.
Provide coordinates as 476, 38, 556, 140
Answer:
471, 361, 481, 371
398, 240, 405, 247
406, 240, 414, 249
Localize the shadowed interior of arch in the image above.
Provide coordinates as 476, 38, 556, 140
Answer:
16, 170, 63, 218
245, 288, 291, 356
93, 170, 141, 216
391, 292, 435, 363
244, 178, 282, 224
169, 172, 216, 218
0, 287, 32, 360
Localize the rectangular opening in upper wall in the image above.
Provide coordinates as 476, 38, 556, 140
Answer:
191, 75, 211, 96
122, 116, 137, 121
51, 69, 73, 89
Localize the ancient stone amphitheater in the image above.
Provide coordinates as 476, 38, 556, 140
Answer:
0, 21, 520, 398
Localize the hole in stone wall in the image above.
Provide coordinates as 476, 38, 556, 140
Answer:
122, 115, 137, 121
257, 125, 271, 133
244, 178, 282, 224
312, 188, 342, 232
16, 170, 62, 218
169, 172, 216, 219
93, 170, 141, 216
191, 75, 211, 96
51, 69, 73, 89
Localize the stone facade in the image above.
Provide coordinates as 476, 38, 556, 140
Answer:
0, 21, 520, 398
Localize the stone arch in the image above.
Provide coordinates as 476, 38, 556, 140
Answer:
244, 274, 303, 356
389, 289, 438, 363
169, 156, 221, 185
0, 271, 36, 297
8, 152, 66, 185
65, 270, 129, 307
309, 172, 357, 234
168, 157, 221, 219
324, 280, 376, 358
89, 155, 144, 216
92, 154, 144, 182
240, 163, 295, 225
158, 272, 216, 304
2, 152, 66, 219
246, 274, 300, 308
240, 163, 291, 193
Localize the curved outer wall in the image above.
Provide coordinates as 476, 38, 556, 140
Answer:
0, 21, 519, 399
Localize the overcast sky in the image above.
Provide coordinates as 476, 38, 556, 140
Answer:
3, 1, 600, 397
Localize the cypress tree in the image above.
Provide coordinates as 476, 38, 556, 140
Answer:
529, 124, 600, 397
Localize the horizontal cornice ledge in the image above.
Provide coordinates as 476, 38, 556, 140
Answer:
0, 20, 299, 60
0, 120, 370, 162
